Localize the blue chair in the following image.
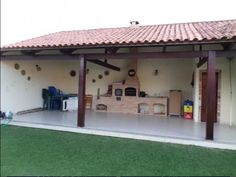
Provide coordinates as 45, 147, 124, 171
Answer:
47, 86, 69, 110
48, 86, 58, 96
42, 89, 50, 109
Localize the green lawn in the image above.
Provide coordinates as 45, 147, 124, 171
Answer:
1, 126, 236, 176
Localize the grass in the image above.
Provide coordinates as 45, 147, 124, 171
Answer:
1, 126, 236, 176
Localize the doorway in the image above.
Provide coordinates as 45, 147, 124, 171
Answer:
201, 72, 219, 122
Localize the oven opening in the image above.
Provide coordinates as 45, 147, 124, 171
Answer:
125, 87, 136, 96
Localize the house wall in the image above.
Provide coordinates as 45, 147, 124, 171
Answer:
192, 42, 236, 125
0, 59, 128, 113
138, 45, 194, 100
138, 59, 194, 100
1, 57, 194, 113
231, 58, 236, 126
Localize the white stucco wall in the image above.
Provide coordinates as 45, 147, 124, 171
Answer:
0, 60, 77, 112
138, 59, 194, 100
231, 59, 236, 126
1, 57, 194, 113
0, 59, 128, 113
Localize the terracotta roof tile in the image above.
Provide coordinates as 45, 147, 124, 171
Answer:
3, 19, 236, 49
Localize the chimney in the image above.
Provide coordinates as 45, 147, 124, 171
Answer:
125, 48, 140, 87
111, 48, 140, 97
130, 21, 139, 27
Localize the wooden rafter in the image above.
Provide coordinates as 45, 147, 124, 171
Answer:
197, 45, 206, 68
88, 59, 120, 71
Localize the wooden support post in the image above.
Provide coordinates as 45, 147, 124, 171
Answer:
78, 55, 86, 127
206, 51, 216, 140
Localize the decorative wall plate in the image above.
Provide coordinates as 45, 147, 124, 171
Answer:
14, 63, 20, 70
35, 64, 41, 71
86, 69, 90, 74
37, 67, 41, 71
21, 70, 26, 76
104, 70, 110, 76
128, 69, 136, 77
98, 74, 103, 79
70, 70, 76, 77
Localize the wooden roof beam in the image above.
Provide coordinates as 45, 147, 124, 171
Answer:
197, 45, 207, 68
88, 59, 120, 71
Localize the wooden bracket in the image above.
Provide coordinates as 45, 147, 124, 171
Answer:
197, 57, 207, 68
60, 49, 77, 55
105, 47, 119, 54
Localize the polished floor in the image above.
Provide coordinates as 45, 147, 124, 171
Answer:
13, 110, 236, 144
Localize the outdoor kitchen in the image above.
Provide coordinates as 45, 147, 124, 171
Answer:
94, 59, 168, 116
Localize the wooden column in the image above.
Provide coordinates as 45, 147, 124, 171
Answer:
206, 51, 216, 140
78, 55, 86, 127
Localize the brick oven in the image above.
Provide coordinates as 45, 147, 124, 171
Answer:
112, 59, 140, 97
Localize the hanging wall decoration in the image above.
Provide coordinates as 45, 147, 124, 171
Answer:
86, 69, 90, 74
128, 69, 136, 77
21, 70, 26, 76
36, 64, 42, 71
92, 79, 96, 83
104, 70, 110, 76
27, 76, 31, 81
14, 63, 20, 70
153, 69, 159, 76
98, 74, 103, 79
70, 70, 76, 77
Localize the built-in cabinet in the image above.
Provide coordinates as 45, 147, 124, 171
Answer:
169, 90, 182, 116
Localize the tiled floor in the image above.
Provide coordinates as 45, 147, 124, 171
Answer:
13, 110, 236, 144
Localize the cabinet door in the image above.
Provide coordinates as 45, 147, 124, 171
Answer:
169, 91, 182, 116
